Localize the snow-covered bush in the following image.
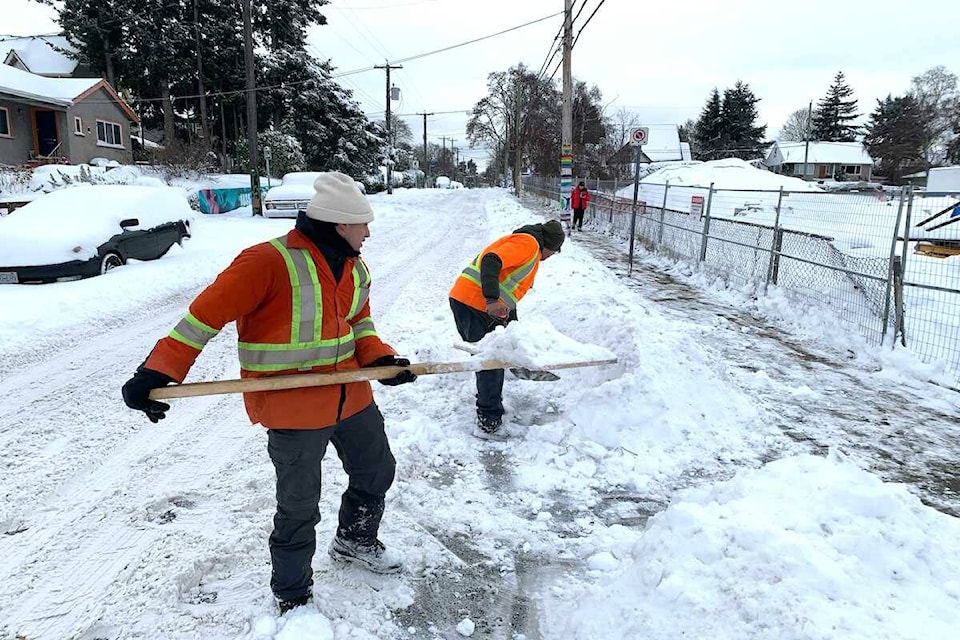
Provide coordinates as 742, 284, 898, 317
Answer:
236, 128, 305, 178
0, 165, 32, 195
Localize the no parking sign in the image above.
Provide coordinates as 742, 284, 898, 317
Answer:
629, 127, 649, 146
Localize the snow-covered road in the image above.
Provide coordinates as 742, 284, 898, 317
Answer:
1, 188, 958, 640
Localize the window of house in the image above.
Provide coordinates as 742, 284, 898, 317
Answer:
96, 120, 123, 147
842, 165, 861, 175
74, 116, 83, 135
0, 107, 10, 137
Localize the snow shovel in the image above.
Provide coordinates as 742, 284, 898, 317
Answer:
149, 356, 618, 401
451, 342, 560, 381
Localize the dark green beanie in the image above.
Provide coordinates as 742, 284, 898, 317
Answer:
541, 220, 565, 252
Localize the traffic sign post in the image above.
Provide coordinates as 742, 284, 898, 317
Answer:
628, 127, 649, 273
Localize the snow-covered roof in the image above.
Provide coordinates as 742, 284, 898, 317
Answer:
640, 124, 687, 162
1, 35, 78, 76
0, 62, 99, 106
768, 141, 873, 166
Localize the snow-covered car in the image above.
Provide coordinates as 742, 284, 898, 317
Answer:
263, 172, 365, 218
262, 172, 321, 219
0, 185, 192, 285
435, 176, 451, 189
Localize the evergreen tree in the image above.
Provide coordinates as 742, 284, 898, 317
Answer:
720, 81, 767, 160
693, 88, 723, 160
863, 95, 927, 183
286, 59, 384, 180
41, 0, 129, 87
811, 71, 860, 142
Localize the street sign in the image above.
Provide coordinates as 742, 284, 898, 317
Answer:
629, 127, 649, 146
691, 194, 705, 219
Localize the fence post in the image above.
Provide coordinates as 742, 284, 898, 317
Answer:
881, 188, 908, 344
698, 182, 715, 263
894, 187, 915, 347
656, 180, 670, 247
764, 188, 785, 292
610, 178, 617, 223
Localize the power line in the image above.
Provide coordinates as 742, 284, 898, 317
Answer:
572, 0, 608, 50
67, 12, 563, 106
388, 11, 562, 66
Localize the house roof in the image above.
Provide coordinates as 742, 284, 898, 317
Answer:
1, 34, 79, 76
608, 144, 652, 165
0, 63, 138, 122
640, 124, 687, 162
608, 125, 689, 164
768, 141, 873, 165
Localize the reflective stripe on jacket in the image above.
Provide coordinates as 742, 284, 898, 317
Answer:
145, 229, 396, 429
448, 233, 541, 312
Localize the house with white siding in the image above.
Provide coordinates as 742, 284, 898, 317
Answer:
764, 141, 874, 181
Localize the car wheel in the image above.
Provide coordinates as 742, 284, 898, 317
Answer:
100, 252, 124, 274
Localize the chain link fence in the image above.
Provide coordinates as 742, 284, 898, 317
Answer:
522, 176, 960, 385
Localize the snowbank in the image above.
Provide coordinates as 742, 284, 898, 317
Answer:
546, 453, 960, 640
616, 158, 823, 219
641, 158, 821, 192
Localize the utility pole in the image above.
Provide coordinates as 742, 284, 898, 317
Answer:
440, 136, 448, 173
502, 119, 509, 188
375, 62, 403, 194
560, 0, 574, 220
241, 0, 261, 215
803, 100, 812, 180
418, 111, 433, 187
449, 138, 457, 178
193, 0, 208, 146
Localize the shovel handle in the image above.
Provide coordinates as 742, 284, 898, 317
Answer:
150, 357, 618, 400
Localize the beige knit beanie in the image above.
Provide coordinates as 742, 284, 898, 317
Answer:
304, 172, 374, 224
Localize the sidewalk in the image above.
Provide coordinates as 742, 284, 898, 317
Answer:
540, 199, 960, 517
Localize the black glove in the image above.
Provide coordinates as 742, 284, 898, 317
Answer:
368, 355, 417, 386
122, 367, 174, 423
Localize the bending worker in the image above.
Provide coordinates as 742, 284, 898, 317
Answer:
448, 219, 565, 436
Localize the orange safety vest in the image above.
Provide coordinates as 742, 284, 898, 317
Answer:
145, 229, 396, 429
449, 233, 541, 312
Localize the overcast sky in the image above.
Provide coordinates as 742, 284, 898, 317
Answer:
7, 0, 960, 166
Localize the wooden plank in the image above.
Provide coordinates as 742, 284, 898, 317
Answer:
151, 357, 618, 400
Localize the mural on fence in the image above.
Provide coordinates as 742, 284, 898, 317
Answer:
197, 187, 267, 214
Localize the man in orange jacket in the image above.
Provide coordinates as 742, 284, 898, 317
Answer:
121, 172, 416, 615
448, 220, 565, 436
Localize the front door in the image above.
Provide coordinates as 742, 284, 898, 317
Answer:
34, 109, 59, 157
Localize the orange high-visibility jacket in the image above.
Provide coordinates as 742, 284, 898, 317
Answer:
145, 229, 396, 429
448, 233, 541, 312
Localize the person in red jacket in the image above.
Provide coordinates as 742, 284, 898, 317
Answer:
571, 181, 591, 231
448, 220, 565, 436
121, 172, 416, 615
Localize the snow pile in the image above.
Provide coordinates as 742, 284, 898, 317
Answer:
28, 163, 161, 192
0, 185, 194, 265
640, 158, 820, 192
616, 158, 824, 219
545, 453, 960, 640
464, 317, 616, 369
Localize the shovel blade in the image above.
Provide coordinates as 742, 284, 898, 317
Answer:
509, 367, 561, 381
